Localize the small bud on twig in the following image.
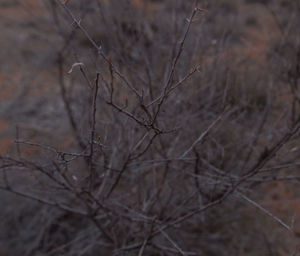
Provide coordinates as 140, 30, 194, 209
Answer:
196, 8, 208, 13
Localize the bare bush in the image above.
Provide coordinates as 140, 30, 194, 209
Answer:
1, 0, 300, 255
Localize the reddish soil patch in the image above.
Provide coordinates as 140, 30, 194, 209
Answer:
0, 120, 9, 132
0, 137, 12, 154
0, 1, 45, 22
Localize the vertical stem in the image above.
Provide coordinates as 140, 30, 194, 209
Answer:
89, 74, 99, 189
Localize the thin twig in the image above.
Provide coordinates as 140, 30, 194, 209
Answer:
89, 74, 100, 189
238, 192, 293, 232
180, 115, 222, 158
57, 0, 142, 98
